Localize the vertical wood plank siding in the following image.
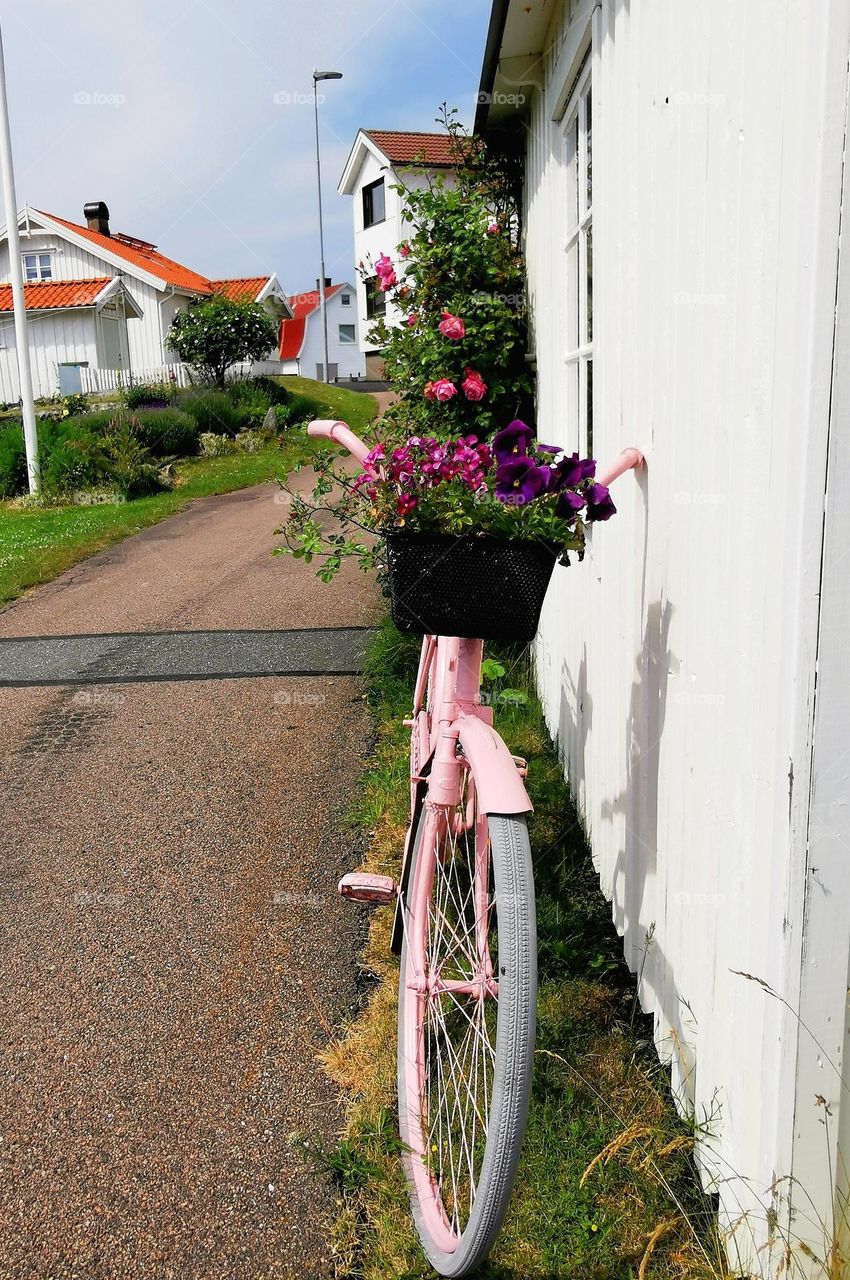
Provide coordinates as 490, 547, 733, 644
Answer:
522, 0, 850, 1270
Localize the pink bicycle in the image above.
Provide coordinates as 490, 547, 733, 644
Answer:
307, 419, 642, 1277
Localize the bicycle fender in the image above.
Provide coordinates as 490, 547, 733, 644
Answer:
454, 714, 533, 815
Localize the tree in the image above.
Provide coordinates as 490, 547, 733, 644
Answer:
168, 295, 279, 388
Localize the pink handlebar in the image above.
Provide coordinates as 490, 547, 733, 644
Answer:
307, 419, 372, 465
596, 447, 644, 488
308, 419, 644, 486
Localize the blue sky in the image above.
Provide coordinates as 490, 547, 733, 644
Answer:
2, 0, 492, 290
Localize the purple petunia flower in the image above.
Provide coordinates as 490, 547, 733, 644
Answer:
492, 420, 535, 462
585, 483, 617, 521
555, 489, 586, 521
495, 457, 548, 505
553, 452, 596, 489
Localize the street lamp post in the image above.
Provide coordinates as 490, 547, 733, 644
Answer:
312, 69, 342, 384
0, 24, 38, 491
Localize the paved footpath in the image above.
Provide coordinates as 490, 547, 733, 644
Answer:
0, 472, 379, 1278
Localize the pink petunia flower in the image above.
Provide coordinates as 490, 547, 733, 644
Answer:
438, 311, 465, 341
460, 368, 487, 401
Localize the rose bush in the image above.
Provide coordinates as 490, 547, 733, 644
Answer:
361, 108, 532, 441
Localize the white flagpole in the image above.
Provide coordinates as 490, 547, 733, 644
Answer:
0, 23, 38, 492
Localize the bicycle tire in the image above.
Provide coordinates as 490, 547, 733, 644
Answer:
397, 773, 537, 1277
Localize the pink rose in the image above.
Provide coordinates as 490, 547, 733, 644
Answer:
486, 220, 498, 235
460, 368, 487, 401
438, 311, 465, 341
399, 243, 411, 259
406, 313, 417, 327
398, 285, 410, 299
377, 269, 397, 291
426, 378, 457, 402
374, 252, 393, 278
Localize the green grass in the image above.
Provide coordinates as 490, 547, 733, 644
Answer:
272, 375, 381, 438
0, 377, 378, 606
322, 620, 732, 1280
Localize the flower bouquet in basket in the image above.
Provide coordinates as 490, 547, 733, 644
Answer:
282, 417, 616, 644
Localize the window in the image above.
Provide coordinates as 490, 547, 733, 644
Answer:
340, 293, 351, 306
339, 324, 356, 344
563, 59, 593, 455
23, 252, 53, 281
362, 178, 386, 228
365, 277, 386, 320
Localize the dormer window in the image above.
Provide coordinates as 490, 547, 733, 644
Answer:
23, 252, 53, 281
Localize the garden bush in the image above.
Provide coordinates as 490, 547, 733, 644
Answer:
182, 390, 246, 437
198, 432, 236, 457
124, 381, 178, 410
0, 421, 26, 497
130, 408, 198, 456
226, 375, 289, 407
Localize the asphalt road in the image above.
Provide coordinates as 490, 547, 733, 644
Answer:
0, 478, 379, 1279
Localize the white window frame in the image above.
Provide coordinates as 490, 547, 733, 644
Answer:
340, 292, 351, 307
562, 56, 593, 456
22, 251, 54, 281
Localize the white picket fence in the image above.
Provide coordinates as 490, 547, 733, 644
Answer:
79, 360, 284, 396
79, 363, 195, 394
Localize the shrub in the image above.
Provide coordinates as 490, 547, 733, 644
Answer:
59, 410, 122, 435
198, 432, 236, 457
0, 421, 26, 498
39, 421, 111, 496
101, 420, 161, 497
235, 430, 264, 453
131, 408, 198, 456
167, 296, 278, 388
124, 381, 178, 410
226, 375, 289, 407
271, 403, 294, 430
183, 390, 246, 437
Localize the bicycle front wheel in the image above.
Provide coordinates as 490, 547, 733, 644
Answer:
397, 765, 537, 1276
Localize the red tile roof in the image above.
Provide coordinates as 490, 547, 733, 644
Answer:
278, 317, 306, 361
0, 278, 112, 311
364, 130, 460, 167
210, 276, 268, 302
278, 286, 348, 360
286, 284, 344, 319
38, 211, 213, 294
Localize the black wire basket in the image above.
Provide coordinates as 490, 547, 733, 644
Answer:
382, 528, 560, 643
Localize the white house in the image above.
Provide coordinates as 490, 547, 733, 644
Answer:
477, 1, 850, 1275
278, 281, 365, 381
337, 130, 457, 377
0, 203, 291, 400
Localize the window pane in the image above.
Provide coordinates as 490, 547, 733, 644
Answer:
567, 118, 579, 231
586, 358, 593, 457
372, 180, 385, 223
585, 91, 592, 209
339, 324, 355, 343
565, 359, 579, 454
565, 240, 578, 352
341, 293, 351, 306
585, 224, 593, 343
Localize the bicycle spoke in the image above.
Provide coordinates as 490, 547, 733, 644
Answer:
413, 767, 499, 1236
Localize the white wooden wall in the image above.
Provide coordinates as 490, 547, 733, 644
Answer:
522, 0, 850, 1271
0, 310, 99, 402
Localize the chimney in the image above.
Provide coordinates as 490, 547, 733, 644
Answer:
84, 201, 110, 236
315, 277, 332, 291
